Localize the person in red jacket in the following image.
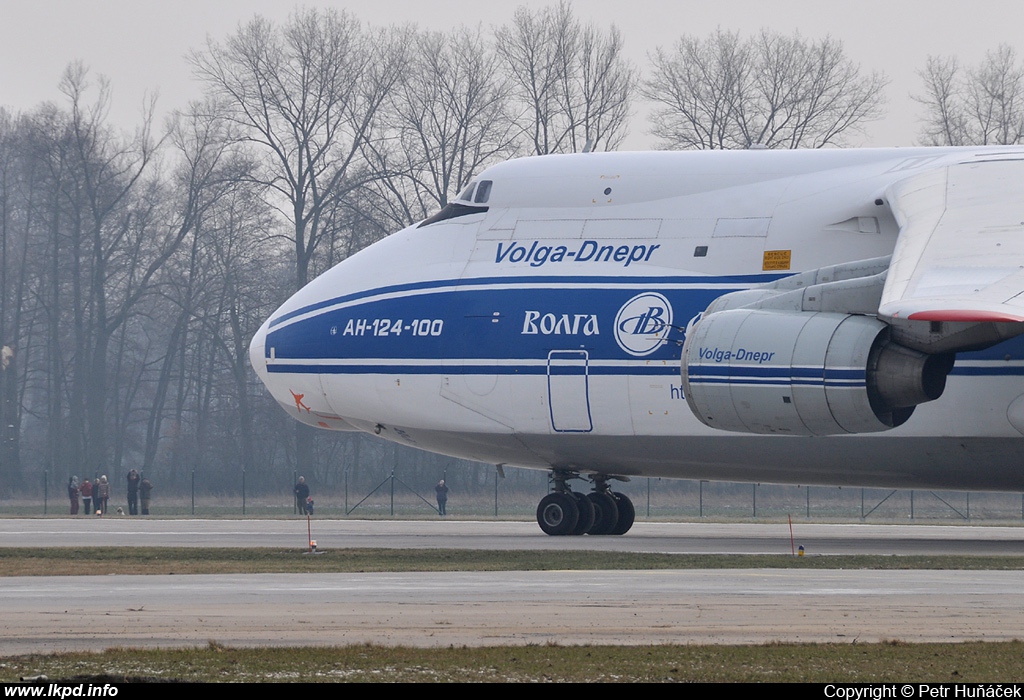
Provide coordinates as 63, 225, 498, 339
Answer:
80, 479, 92, 515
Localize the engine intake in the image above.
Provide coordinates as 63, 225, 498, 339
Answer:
681, 309, 953, 435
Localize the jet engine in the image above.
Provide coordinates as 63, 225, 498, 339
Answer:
681, 309, 955, 436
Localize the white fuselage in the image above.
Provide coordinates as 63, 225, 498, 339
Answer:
250, 148, 1024, 491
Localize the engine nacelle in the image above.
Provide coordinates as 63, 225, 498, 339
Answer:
681, 309, 953, 436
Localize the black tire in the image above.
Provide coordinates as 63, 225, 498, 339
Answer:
537, 492, 580, 536
609, 492, 635, 535
587, 491, 619, 535
570, 492, 595, 536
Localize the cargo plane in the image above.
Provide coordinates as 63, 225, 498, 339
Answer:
250, 146, 1024, 535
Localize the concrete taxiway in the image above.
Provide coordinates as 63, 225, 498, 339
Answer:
2, 517, 1024, 555
1, 519, 1022, 653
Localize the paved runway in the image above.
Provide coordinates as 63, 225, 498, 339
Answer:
2, 517, 1024, 555
2, 519, 1022, 653
5, 569, 1024, 653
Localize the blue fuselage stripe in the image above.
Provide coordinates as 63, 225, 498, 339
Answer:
267, 364, 679, 376
264, 276, 1024, 379
268, 273, 786, 328
266, 362, 1024, 380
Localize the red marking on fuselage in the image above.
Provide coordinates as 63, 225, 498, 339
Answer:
290, 390, 311, 413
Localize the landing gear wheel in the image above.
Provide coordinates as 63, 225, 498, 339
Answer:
537, 492, 580, 536
570, 492, 595, 536
609, 492, 635, 535
587, 491, 619, 535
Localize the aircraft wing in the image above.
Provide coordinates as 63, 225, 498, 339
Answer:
880, 158, 1024, 323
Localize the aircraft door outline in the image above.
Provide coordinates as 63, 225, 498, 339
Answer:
547, 349, 593, 433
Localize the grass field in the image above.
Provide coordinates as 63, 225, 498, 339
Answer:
1, 546, 1024, 576
5, 640, 1024, 682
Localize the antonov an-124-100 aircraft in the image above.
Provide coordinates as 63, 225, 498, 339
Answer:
250, 146, 1024, 535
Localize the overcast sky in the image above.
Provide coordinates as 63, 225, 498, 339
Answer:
3, 0, 1024, 149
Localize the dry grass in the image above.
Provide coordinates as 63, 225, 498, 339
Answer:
4, 640, 1024, 682
0, 547, 1023, 576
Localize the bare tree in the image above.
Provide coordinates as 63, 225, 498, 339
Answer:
645, 30, 887, 150
56, 65, 160, 477
496, 1, 636, 154
138, 101, 257, 479
915, 56, 967, 146
0, 108, 30, 490
645, 30, 747, 150
190, 9, 408, 475
559, 19, 636, 152
0, 64, 233, 480
915, 46, 1024, 146
189, 8, 407, 290
363, 27, 518, 229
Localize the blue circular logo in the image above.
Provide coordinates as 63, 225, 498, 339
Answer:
614, 292, 673, 356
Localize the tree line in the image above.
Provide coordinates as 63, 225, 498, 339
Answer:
0, 3, 1020, 497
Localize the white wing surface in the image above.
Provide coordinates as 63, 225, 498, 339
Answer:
881, 158, 1024, 323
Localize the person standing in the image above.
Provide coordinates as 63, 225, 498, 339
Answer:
68, 477, 80, 515
294, 477, 310, 514
80, 479, 92, 516
95, 475, 110, 515
126, 469, 140, 515
434, 479, 449, 516
139, 478, 152, 515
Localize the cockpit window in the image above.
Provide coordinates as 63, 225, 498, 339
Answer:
417, 202, 488, 228
474, 180, 492, 204
417, 179, 493, 227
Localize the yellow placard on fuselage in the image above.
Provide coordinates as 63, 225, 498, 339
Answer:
762, 249, 791, 271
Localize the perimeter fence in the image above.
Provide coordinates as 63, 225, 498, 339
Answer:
7, 471, 1024, 524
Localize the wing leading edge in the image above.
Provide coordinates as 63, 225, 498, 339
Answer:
881, 158, 1024, 323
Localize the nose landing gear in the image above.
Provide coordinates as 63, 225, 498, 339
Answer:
536, 470, 635, 536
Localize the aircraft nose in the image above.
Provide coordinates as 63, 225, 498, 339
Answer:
249, 317, 271, 389
247, 303, 362, 433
